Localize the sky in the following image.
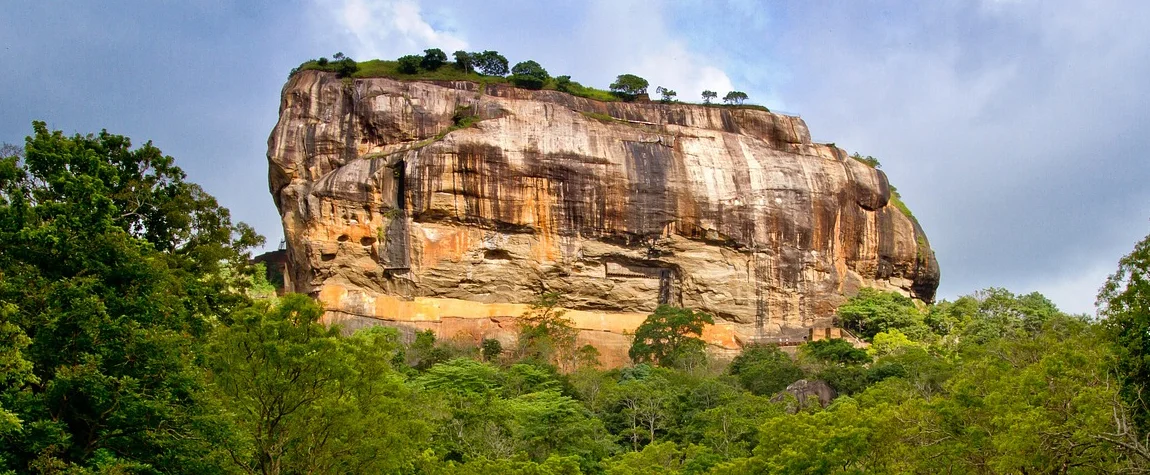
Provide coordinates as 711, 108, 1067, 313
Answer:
2, 0, 1148, 314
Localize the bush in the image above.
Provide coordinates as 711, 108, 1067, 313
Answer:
509, 60, 549, 90
421, 48, 447, 70
801, 339, 870, 366
728, 344, 805, 396
397, 54, 422, 74
481, 338, 503, 361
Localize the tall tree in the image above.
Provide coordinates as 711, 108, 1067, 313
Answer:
422, 48, 448, 70
510, 60, 550, 90
453, 50, 474, 72
722, 91, 748, 105
0, 123, 260, 472
609, 74, 649, 101
701, 90, 718, 104
208, 295, 427, 474
628, 305, 714, 369
474, 51, 509, 76
1099, 230, 1150, 433
517, 291, 579, 370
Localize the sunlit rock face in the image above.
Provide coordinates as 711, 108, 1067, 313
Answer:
268, 70, 939, 367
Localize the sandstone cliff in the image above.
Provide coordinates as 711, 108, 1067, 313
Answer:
268, 70, 939, 366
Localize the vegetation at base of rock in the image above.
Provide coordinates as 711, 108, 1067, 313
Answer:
3, 122, 1150, 472
628, 305, 714, 370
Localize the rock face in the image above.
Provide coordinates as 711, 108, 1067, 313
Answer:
771, 380, 838, 411
268, 71, 939, 367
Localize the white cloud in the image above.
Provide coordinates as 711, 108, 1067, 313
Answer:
313, 0, 468, 60
568, 0, 736, 101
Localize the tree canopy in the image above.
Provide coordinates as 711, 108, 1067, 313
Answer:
474, 50, 510, 76
609, 74, 650, 101
510, 60, 550, 90
628, 305, 714, 369
722, 91, 748, 105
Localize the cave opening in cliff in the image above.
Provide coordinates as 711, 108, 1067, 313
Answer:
394, 160, 406, 211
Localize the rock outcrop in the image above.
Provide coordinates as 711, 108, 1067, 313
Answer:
268, 71, 939, 367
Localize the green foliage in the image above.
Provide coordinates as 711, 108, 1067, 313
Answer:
928, 287, 1065, 346
474, 50, 510, 76
1098, 229, 1150, 432
6, 118, 1150, 472
510, 60, 550, 90
481, 338, 504, 361
208, 295, 427, 473
801, 338, 871, 366
887, 186, 916, 224
726, 344, 803, 396
722, 91, 748, 105
453, 50, 474, 72
293, 53, 358, 78
701, 90, 717, 104
397, 54, 422, 74
422, 48, 448, 70
850, 151, 882, 168
655, 86, 677, 103
836, 288, 931, 341
628, 305, 714, 369
518, 291, 581, 371
0, 123, 260, 472
548, 78, 619, 102
609, 74, 649, 101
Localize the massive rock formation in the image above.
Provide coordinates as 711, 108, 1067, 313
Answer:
268, 70, 939, 366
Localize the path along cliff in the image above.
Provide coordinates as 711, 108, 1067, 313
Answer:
267, 70, 940, 367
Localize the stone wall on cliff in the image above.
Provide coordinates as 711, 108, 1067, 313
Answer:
267, 71, 939, 367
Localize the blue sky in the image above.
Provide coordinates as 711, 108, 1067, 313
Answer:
2, 0, 1148, 314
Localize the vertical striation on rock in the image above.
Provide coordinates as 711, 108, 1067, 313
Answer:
268, 71, 940, 367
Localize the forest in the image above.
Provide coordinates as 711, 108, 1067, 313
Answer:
1, 122, 1148, 474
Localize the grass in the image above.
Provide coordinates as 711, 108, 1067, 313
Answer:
579, 111, 619, 123
889, 186, 918, 224
293, 58, 774, 110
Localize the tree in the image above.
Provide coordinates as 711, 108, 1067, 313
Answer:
655, 86, 677, 103
0, 123, 260, 472
1099, 229, 1150, 433
800, 339, 870, 366
836, 288, 931, 341
722, 91, 748, 105
474, 50, 509, 76
482, 338, 504, 361
727, 344, 804, 396
610, 74, 649, 101
701, 90, 718, 104
422, 48, 448, 70
628, 305, 714, 369
927, 288, 1064, 346
453, 50, 474, 72
555, 75, 573, 92
208, 296, 427, 474
510, 60, 550, 90
397, 54, 422, 74
517, 291, 580, 370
